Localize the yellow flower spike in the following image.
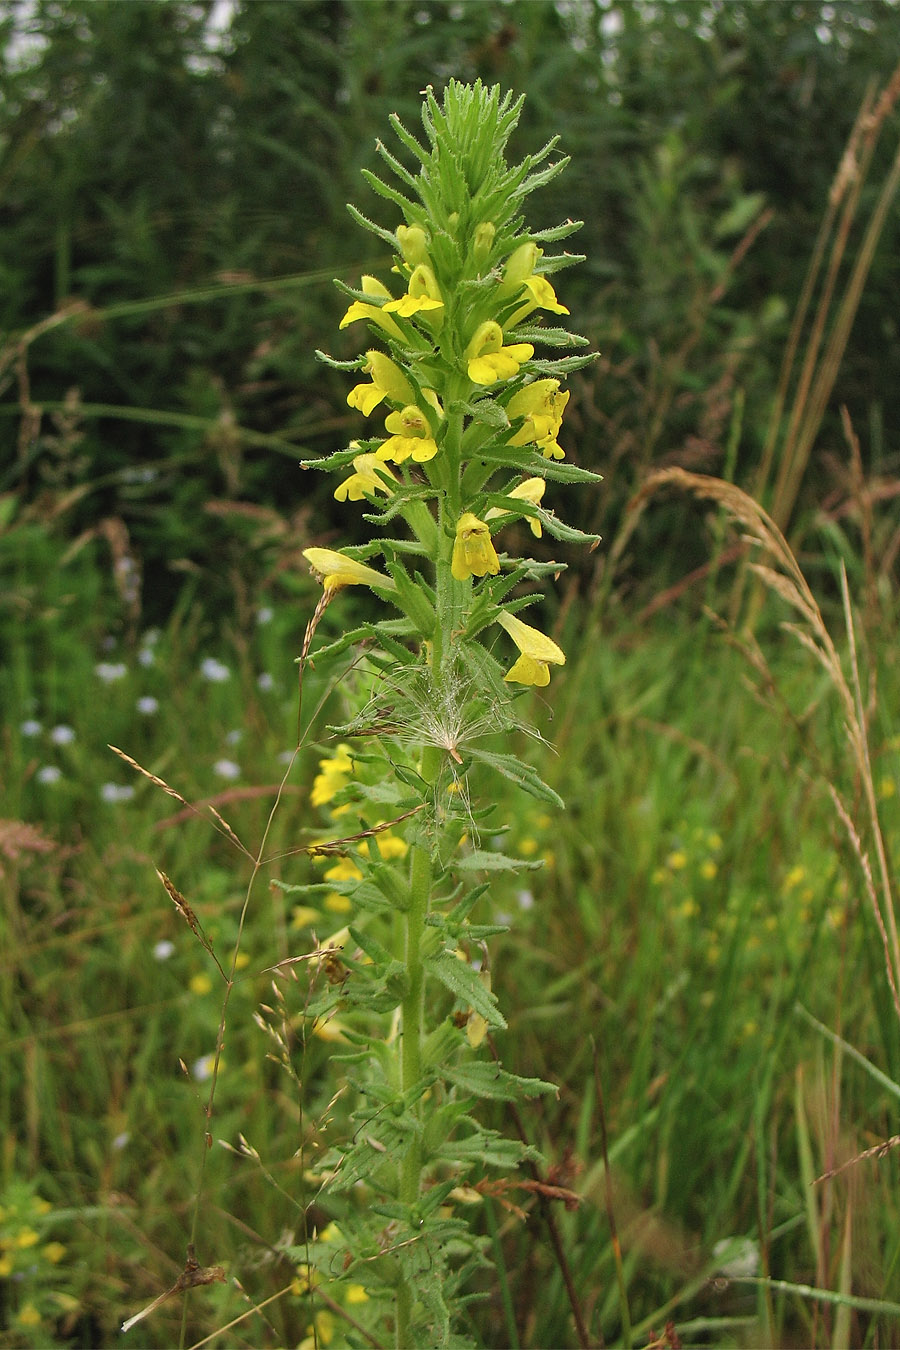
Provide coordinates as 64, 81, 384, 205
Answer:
376, 405, 439, 463
507, 378, 569, 459
507, 274, 570, 326
485, 477, 546, 537
497, 610, 565, 687
384, 263, 444, 321
347, 350, 416, 416
451, 513, 501, 581
302, 547, 397, 594
334, 453, 397, 503
396, 223, 429, 266
340, 276, 407, 341
466, 320, 534, 386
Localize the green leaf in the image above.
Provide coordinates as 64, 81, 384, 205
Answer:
455, 849, 542, 873
467, 748, 564, 809
444, 1061, 558, 1101
428, 951, 507, 1028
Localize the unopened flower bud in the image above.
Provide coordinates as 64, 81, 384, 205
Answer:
396, 224, 429, 266
473, 222, 496, 268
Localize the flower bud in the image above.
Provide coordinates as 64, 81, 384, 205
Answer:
396, 224, 429, 266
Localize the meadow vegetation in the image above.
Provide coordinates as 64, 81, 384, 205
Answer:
3, 3, 900, 1347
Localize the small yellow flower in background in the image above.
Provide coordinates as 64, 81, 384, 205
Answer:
451, 513, 501, 581
346, 1283, 369, 1305
313, 1016, 347, 1044
323, 856, 363, 884
783, 864, 806, 892
518, 836, 539, 856
507, 378, 569, 459
497, 610, 565, 687
334, 454, 397, 503
879, 775, 896, 800
707, 831, 723, 850
485, 477, 546, 537
666, 849, 688, 871
0, 1255, 11, 1277
466, 321, 534, 385
189, 972, 213, 996
677, 898, 699, 919
43, 1241, 66, 1264
303, 548, 396, 594
233, 951, 250, 971
311, 745, 354, 807
346, 350, 415, 416
340, 277, 404, 341
376, 404, 439, 463
291, 905, 321, 930
16, 1303, 42, 1328
372, 832, 409, 861
325, 892, 353, 914
700, 859, 718, 880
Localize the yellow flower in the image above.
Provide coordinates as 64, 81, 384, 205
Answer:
42, 1242, 66, 1264
485, 477, 545, 537
346, 1283, 369, 1305
340, 276, 405, 340
334, 453, 397, 503
291, 905, 321, 929
507, 274, 570, 326
325, 891, 353, 914
373, 832, 409, 861
323, 855, 363, 884
451, 513, 500, 581
311, 744, 353, 806
189, 972, 213, 996
507, 379, 568, 459
497, 610, 565, 687
499, 241, 541, 293
302, 548, 396, 594
16, 1303, 42, 1328
666, 850, 688, 871
466, 321, 534, 385
383, 263, 444, 322
376, 404, 439, 463
346, 350, 415, 416
0, 1255, 11, 1277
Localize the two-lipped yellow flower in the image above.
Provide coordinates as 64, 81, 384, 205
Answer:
303, 548, 396, 593
451, 513, 500, 580
507, 379, 568, 460
340, 277, 405, 341
334, 454, 397, 502
497, 610, 565, 687
376, 405, 439, 463
485, 478, 546, 538
466, 321, 534, 386
346, 350, 415, 417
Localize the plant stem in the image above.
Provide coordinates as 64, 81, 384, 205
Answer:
396, 397, 463, 1347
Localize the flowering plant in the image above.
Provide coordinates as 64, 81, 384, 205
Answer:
289, 80, 599, 1347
